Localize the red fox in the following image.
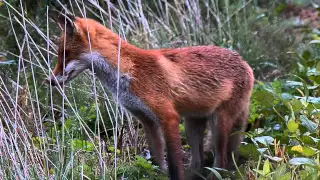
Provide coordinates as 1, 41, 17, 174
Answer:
47, 10, 254, 180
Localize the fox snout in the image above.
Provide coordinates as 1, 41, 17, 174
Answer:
45, 60, 90, 87
44, 77, 57, 86
44, 74, 69, 86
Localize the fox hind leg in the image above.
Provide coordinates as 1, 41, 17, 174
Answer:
226, 106, 249, 169
211, 104, 237, 169
210, 101, 249, 170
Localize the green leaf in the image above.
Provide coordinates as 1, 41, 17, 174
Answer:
280, 93, 293, 101
288, 99, 304, 113
238, 144, 260, 161
285, 81, 303, 88
289, 157, 317, 167
262, 159, 271, 176
287, 119, 299, 133
302, 146, 317, 157
277, 172, 291, 180
204, 167, 223, 180
316, 61, 320, 72
309, 40, 320, 44
307, 68, 320, 76
307, 85, 319, 90
253, 90, 275, 107
274, 163, 287, 179
254, 136, 274, 146
264, 155, 283, 162
300, 115, 317, 133
295, 96, 320, 104
301, 135, 318, 145
299, 170, 309, 179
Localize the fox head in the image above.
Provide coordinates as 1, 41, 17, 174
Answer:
46, 10, 91, 86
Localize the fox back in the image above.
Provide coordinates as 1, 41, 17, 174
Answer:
47, 10, 254, 180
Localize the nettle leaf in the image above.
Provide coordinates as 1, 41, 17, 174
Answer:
253, 90, 276, 107
302, 147, 317, 157
299, 170, 310, 179
308, 97, 320, 104
300, 115, 317, 133
309, 76, 320, 84
285, 81, 303, 88
277, 173, 291, 180
292, 145, 318, 157
287, 99, 304, 113
307, 68, 320, 76
254, 159, 271, 177
264, 155, 283, 162
280, 93, 293, 101
289, 157, 317, 167
295, 96, 320, 105
238, 144, 260, 160
307, 85, 319, 90
254, 136, 274, 146
287, 119, 299, 133
301, 135, 319, 145
274, 163, 287, 178
263, 159, 271, 176
274, 163, 291, 180
257, 148, 268, 154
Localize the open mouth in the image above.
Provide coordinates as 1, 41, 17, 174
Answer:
61, 69, 76, 85
68, 69, 75, 77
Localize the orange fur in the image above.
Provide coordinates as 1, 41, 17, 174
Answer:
47, 10, 254, 180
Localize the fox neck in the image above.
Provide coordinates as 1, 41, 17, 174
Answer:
79, 51, 131, 96
87, 27, 142, 74
77, 26, 155, 95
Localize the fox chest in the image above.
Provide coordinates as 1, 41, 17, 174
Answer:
98, 72, 159, 123
87, 53, 159, 122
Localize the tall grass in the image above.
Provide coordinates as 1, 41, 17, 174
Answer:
0, 0, 295, 179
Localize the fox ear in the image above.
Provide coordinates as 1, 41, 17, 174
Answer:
48, 9, 77, 34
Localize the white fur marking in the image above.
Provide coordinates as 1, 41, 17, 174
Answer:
78, 52, 159, 123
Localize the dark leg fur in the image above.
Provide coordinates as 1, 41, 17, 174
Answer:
184, 117, 207, 170
142, 121, 166, 171
163, 117, 183, 180
210, 102, 249, 170
211, 112, 232, 168
226, 106, 249, 169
